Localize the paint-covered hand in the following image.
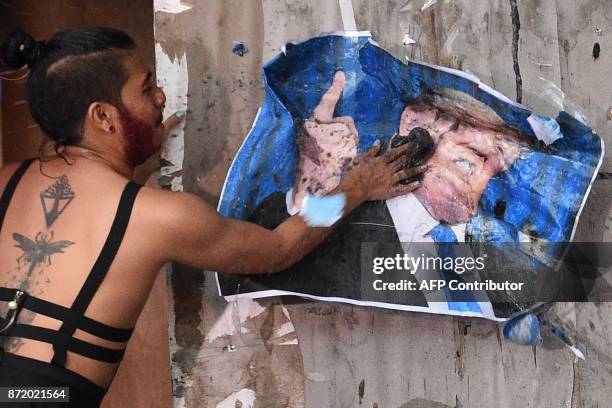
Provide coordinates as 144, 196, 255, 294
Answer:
343, 143, 426, 202
133, 110, 186, 184
162, 110, 186, 139
292, 71, 359, 211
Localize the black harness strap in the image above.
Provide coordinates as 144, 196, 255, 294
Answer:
0, 158, 35, 231
51, 181, 141, 366
0, 288, 133, 342
0, 161, 139, 367
11, 324, 126, 363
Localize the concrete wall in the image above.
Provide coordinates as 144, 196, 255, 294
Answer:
0, 2, 171, 407
155, 1, 611, 407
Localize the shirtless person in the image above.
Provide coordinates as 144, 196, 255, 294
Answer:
0, 27, 422, 406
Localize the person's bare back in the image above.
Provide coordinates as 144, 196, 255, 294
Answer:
0, 158, 165, 388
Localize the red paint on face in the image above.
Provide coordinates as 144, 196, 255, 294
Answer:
118, 106, 160, 167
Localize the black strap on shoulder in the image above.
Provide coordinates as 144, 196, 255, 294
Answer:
0, 158, 35, 232
70, 181, 142, 314
51, 181, 142, 367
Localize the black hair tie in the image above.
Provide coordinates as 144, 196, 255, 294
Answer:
20, 39, 45, 68
34, 41, 46, 61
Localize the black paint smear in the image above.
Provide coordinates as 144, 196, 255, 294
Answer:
593, 42, 601, 60
358, 379, 365, 404
509, 0, 523, 103
494, 200, 507, 220
391, 127, 434, 185
272, 173, 282, 187
597, 171, 612, 180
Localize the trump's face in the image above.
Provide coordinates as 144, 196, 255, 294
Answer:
398, 102, 524, 224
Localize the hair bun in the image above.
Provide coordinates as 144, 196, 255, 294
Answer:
1, 28, 45, 69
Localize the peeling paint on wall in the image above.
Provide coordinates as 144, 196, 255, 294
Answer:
207, 301, 299, 347
153, 3, 190, 407
155, 0, 192, 14
306, 372, 327, 382
338, 0, 357, 30
164, 266, 190, 408
153, 41, 188, 192
206, 298, 267, 343
216, 388, 256, 408
276, 321, 296, 338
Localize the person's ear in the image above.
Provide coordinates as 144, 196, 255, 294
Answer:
87, 102, 119, 134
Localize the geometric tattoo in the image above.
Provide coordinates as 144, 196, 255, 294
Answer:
13, 231, 74, 277
39, 175, 75, 228
0, 179, 76, 353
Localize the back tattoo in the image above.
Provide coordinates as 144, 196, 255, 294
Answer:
2, 174, 76, 352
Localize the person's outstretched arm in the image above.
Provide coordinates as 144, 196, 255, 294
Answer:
148, 141, 422, 275
147, 72, 424, 274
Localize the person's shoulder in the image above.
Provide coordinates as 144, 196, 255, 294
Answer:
0, 160, 31, 192
135, 186, 214, 217
130, 186, 221, 264
133, 186, 209, 226
134, 184, 184, 206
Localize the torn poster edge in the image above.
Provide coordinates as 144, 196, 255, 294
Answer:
527, 114, 564, 145
569, 135, 605, 242
281, 31, 373, 55
221, 289, 508, 322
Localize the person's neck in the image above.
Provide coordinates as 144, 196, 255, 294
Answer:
60, 145, 135, 179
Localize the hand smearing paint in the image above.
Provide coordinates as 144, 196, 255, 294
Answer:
133, 110, 186, 184
344, 142, 426, 202
292, 71, 424, 212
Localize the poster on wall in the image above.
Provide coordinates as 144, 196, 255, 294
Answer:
215, 32, 604, 321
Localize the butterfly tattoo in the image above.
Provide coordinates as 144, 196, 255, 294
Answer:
13, 231, 75, 275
